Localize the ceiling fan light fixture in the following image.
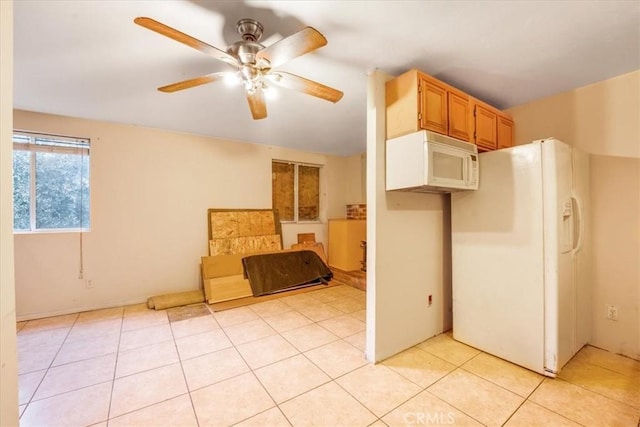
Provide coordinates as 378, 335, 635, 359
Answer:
265, 73, 282, 83
134, 16, 343, 119
224, 72, 242, 87
244, 80, 257, 94
262, 85, 278, 101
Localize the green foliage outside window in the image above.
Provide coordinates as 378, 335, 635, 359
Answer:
13, 132, 90, 231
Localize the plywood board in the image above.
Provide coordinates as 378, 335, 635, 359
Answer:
208, 280, 341, 312
237, 211, 253, 237
297, 233, 316, 243
204, 208, 286, 303
201, 254, 245, 279
207, 209, 283, 255
204, 275, 253, 303
209, 234, 282, 256
291, 242, 327, 262
259, 210, 276, 235
210, 211, 239, 238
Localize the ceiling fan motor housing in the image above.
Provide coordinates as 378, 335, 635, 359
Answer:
227, 40, 265, 66
236, 19, 263, 42
133, 16, 343, 120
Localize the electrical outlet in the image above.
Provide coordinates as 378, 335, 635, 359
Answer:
606, 304, 618, 321
86, 280, 94, 289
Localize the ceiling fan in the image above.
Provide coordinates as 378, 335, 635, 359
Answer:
134, 17, 344, 120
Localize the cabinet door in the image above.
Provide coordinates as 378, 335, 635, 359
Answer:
475, 104, 497, 150
419, 77, 448, 135
328, 220, 366, 271
497, 115, 514, 149
448, 91, 472, 142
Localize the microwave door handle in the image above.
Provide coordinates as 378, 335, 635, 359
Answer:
464, 155, 470, 184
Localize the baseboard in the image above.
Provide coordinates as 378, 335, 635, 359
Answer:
16, 297, 148, 322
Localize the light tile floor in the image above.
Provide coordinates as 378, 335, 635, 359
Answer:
16, 284, 640, 426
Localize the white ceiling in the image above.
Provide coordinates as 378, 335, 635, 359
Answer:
13, 1, 640, 156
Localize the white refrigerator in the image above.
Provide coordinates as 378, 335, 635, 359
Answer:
451, 138, 591, 377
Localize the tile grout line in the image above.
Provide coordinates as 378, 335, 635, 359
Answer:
273, 295, 378, 420
415, 366, 488, 425
547, 376, 640, 412
211, 289, 369, 425
457, 364, 539, 398
105, 310, 194, 424
104, 311, 125, 426
168, 310, 202, 427
423, 389, 489, 427
211, 309, 284, 426
509, 377, 588, 427
437, 365, 533, 425
16, 296, 638, 426
19, 313, 80, 418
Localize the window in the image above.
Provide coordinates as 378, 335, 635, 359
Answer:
272, 160, 320, 222
13, 132, 90, 232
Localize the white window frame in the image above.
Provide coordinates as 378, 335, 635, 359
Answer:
272, 160, 322, 224
13, 131, 91, 233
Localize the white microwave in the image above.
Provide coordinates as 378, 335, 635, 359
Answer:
386, 130, 479, 193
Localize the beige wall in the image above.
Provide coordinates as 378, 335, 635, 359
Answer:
507, 70, 640, 359
345, 153, 367, 206
1, 1, 19, 425
13, 110, 350, 320
590, 156, 639, 358
508, 71, 639, 158
366, 71, 446, 362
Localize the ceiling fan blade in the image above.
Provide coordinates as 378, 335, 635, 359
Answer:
134, 17, 238, 66
158, 72, 228, 93
272, 71, 343, 103
256, 27, 327, 68
247, 89, 267, 120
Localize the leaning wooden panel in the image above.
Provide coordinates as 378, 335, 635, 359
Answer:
207, 208, 282, 240
237, 211, 253, 237
204, 276, 253, 303
297, 233, 316, 243
201, 254, 244, 279
210, 211, 239, 238
209, 238, 232, 256
208, 280, 341, 312
291, 242, 326, 262
209, 234, 282, 256
260, 235, 283, 252
249, 213, 263, 236
259, 210, 276, 235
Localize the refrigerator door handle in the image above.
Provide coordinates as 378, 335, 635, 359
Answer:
571, 196, 584, 253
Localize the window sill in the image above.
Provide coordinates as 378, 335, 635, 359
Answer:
280, 221, 323, 225
14, 228, 91, 235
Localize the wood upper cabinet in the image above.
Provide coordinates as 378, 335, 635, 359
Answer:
418, 75, 448, 135
473, 99, 514, 151
386, 69, 513, 151
497, 115, 514, 149
448, 89, 473, 142
474, 102, 498, 151
386, 70, 471, 142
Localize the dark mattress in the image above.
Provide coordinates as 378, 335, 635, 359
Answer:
242, 250, 333, 297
